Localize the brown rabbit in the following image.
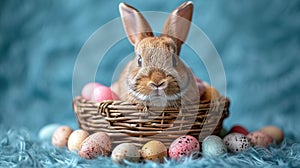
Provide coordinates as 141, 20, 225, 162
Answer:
112, 1, 200, 107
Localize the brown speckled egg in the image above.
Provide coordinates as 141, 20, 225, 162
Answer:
247, 131, 274, 147
259, 126, 284, 144
223, 133, 251, 153
52, 126, 73, 148
78, 132, 111, 159
169, 135, 200, 159
67, 129, 89, 152
111, 143, 140, 164
141, 141, 167, 163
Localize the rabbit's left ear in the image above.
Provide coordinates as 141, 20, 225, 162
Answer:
119, 3, 153, 46
161, 1, 193, 55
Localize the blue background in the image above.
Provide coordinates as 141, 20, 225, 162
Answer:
1, 0, 300, 141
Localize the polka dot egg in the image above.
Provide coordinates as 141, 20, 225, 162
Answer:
169, 135, 200, 159
223, 133, 251, 153
111, 143, 140, 164
141, 140, 167, 163
78, 132, 111, 159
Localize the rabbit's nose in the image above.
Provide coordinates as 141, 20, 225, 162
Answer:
148, 80, 168, 90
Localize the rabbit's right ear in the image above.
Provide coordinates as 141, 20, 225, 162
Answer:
161, 1, 193, 55
119, 3, 153, 46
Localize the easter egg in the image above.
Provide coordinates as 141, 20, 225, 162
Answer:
111, 143, 140, 164
78, 132, 111, 159
169, 135, 200, 159
202, 135, 227, 157
259, 126, 284, 144
91, 85, 119, 102
81, 82, 102, 100
38, 123, 61, 141
67, 129, 89, 152
223, 133, 251, 153
219, 128, 228, 138
229, 125, 249, 135
52, 126, 73, 148
247, 131, 274, 147
200, 86, 220, 102
141, 141, 167, 163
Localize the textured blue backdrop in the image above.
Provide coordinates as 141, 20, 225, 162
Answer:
1, 0, 300, 165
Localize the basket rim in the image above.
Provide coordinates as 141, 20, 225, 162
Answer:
73, 96, 230, 110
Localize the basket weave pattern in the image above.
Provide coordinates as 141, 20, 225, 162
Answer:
73, 96, 230, 147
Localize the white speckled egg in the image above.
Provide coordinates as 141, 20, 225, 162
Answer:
67, 129, 89, 152
202, 135, 227, 157
52, 126, 73, 148
39, 123, 61, 141
223, 133, 251, 153
111, 143, 140, 164
78, 132, 111, 159
141, 141, 167, 163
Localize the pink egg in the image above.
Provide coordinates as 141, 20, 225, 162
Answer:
91, 85, 119, 102
194, 76, 206, 96
78, 132, 111, 159
247, 131, 274, 147
81, 82, 102, 100
169, 135, 200, 159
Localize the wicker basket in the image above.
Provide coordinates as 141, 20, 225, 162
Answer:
73, 96, 230, 148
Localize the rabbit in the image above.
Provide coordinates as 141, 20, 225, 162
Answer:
112, 1, 200, 108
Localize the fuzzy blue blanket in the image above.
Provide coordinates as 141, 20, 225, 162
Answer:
1, 0, 300, 167
0, 128, 299, 167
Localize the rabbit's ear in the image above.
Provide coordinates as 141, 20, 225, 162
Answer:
119, 3, 153, 46
161, 1, 193, 55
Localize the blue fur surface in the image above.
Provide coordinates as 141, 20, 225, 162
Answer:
1, 0, 300, 167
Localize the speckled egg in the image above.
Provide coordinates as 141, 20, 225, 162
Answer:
247, 131, 274, 147
78, 132, 111, 159
39, 123, 61, 141
169, 135, 200, 159
67, 129, 89, 152
81, 82, 102, 100
52, 126, 73, 147
229, 125, 249, 135
223, 133, 251, 153
91, 85, 119, 102
202, 135, 227, 157
141, 141, 167, 163
111, 143, 140, 164
259, 126, 284, 144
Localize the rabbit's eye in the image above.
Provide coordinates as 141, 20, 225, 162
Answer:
172, 55, 178, 67
138, 55, 142, 67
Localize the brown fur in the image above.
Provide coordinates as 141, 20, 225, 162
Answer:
113, 2, 199, 107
